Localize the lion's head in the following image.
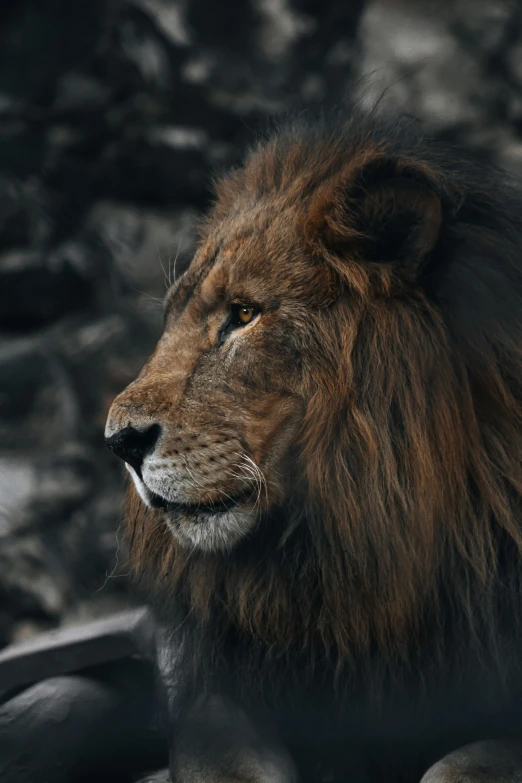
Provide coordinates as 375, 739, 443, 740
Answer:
106, 111, 522, 663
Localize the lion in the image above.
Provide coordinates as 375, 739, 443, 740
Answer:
105, 108, 522, 783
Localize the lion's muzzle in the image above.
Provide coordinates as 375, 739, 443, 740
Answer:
104, 395, 263, 552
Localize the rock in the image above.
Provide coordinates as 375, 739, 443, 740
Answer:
507, 43, 522, 86
356, 0, 522, 170
0, 176, 48, 252
448, 0, 512, 53
0, 250, 93, 331
0, 607, 155, 693
0, 534, 70, 622
0, 342, 74, 450
0, 659, 165, 783
0, 615, 13, 652
356, 1, 487, 133
97, 136, 209, 207
87, 202, 198, 302
0, 0, 106, 107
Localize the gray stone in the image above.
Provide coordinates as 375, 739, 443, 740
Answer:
0, 607, 155, 693
0, 250, 93, 331
0, 657, 165, 783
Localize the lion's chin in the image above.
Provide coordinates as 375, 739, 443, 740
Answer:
125, 463, 258, 552
163, 506, 258, 552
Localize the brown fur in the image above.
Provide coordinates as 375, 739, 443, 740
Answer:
108, 110, 522, 686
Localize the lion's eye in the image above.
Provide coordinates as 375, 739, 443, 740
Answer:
218, 303, 260, 345
230, 304, 258, 328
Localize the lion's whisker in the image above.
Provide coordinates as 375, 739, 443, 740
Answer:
169, 236, 183, 287
157, 246, 170, 291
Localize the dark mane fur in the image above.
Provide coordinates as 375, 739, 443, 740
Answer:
125, 108, 522, 710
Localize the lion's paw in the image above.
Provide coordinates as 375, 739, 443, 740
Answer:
420, 741, 522, 783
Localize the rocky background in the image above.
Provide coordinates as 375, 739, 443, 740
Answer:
1, 0, 522, 649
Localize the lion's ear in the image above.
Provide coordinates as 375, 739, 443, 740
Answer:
307, 157, 443, 275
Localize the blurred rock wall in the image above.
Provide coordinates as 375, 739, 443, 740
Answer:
1, 0, 521, 647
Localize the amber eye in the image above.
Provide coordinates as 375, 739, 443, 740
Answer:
230, 304, 258, 328
239, 306, 254, 324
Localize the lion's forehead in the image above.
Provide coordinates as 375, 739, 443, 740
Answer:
165, 197, 330, 326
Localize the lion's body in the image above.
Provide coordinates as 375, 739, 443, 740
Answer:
107, 109, 522, 782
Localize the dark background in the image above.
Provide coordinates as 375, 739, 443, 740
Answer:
1, 0, 522, 650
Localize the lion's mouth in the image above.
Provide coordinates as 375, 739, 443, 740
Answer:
148, 490, 247, 516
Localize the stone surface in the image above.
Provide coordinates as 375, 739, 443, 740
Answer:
0, 659, 166, 783
0, 607, 155, 693
0, 250, 93, 331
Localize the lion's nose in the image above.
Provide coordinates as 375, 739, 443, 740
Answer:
105, 423, 161, 473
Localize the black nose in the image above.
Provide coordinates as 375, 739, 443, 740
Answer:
105, 424, 161, 473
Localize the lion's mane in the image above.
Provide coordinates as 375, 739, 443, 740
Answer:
125, 109, 522, 697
